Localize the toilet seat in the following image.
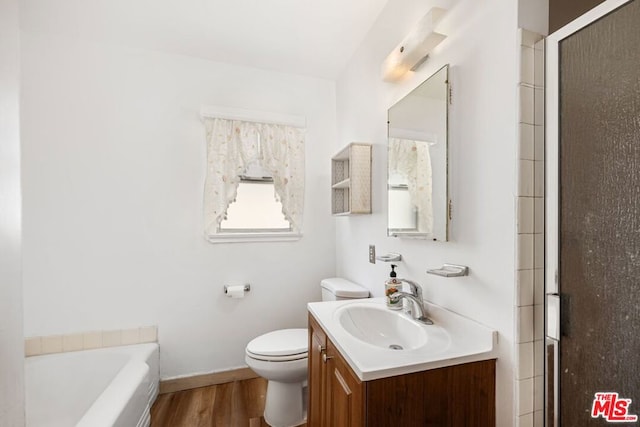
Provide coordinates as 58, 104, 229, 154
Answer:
244, 278, 368, 427
246, 328, 308, 362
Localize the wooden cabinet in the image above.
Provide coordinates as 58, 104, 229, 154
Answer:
331, 143, 371, 215
308, 316, 327, 426
325, 337, 365, 427
308, 313, 496, 427
309, 314, 364, 427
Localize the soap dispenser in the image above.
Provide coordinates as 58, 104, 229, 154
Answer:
385, 264, 402, 310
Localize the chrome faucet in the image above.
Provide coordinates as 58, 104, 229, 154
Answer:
389, 279, 433, 325
399, 278, 423, 302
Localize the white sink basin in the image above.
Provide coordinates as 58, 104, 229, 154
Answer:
309, 298, 496, 381
335, 303, 427, 350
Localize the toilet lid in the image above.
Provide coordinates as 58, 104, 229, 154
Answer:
246, 328, 308, 358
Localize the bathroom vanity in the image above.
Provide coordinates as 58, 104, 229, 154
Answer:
307, 298, 497, 426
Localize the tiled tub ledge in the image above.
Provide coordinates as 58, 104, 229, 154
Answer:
25, 326, 158, 357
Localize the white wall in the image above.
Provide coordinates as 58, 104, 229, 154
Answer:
0, 0, 25, 424
519, 0, 549, 35
20, 31, 337, 378
335, 0, 520, 424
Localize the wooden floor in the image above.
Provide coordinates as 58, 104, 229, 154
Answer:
150, 377, 307, 427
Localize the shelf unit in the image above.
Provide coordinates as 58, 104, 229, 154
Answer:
331, 143, 372, 215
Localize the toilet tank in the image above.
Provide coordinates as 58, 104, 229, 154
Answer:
320, 278, 369, 301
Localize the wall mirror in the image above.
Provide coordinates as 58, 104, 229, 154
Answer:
387, 64, 449, 240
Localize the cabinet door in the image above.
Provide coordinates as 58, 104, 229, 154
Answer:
308, 315, 326, 427
325, 339, 364, 427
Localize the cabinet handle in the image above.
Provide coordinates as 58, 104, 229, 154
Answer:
318, 344, 325, 353
322, 353, 333, 363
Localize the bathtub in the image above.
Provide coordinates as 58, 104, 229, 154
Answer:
25, 343, 159, 427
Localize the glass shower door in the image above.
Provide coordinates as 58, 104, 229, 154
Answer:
546, 0, 640, 425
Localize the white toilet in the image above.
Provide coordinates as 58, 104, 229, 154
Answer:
245, 278, 369, 427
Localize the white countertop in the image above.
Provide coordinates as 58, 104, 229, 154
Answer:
308, 297, 497, 381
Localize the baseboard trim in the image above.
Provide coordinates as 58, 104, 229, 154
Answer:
159, 367, 259, 394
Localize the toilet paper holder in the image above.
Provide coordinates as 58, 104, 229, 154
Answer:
224, 284, 251, 294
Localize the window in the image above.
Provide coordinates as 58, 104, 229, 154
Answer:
202, 116, 305, 243
219, 178, 291, 232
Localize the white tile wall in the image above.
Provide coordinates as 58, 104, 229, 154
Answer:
534, 88, 545, 125
517, 306, 535, 343
534, 161, 545, 197
519, 124, 536, 160
24, 326, 158, 357
519, 86, 535, 124
520, 47, 535, 85
517, 269, 534, 307
519, 29, 541, 48
534, 304, 544, 341
516, 342, 534, 380
534, 375, 544, 411
534, 45, 545, 88
534, 410, 544, 427
516, 28, 545, 427
518, 160, 535, 197
534, 234, 544, 269
534, 198, 544, 233
534, 339, 544, 377
534, 126, 545, 161
518, 412, 534, 427
517, 234, 535, 270
517, 377, 535, 415
534, 269, 544, 305
518, 198, 535, 234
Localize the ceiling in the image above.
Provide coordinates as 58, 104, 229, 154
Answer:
20, 0, 389, 79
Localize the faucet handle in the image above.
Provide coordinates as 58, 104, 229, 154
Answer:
398, 278, 422, 297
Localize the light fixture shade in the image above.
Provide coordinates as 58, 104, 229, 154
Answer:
382, 7, 447, 82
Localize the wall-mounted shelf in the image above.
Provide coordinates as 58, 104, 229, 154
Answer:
427, 264, 470, 277
331, 143, 372, 215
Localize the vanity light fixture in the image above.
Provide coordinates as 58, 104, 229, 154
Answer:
382, 7, 447, 82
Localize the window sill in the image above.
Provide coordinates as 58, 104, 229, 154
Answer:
206, 231, 302, 244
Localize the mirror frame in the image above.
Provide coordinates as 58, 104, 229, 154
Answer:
386, 64, 449, 241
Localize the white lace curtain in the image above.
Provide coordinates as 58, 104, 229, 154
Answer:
203, 117, 305, 235
388, 138, 433, 233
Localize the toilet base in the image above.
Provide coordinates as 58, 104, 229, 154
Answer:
263, 380, 306, 427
